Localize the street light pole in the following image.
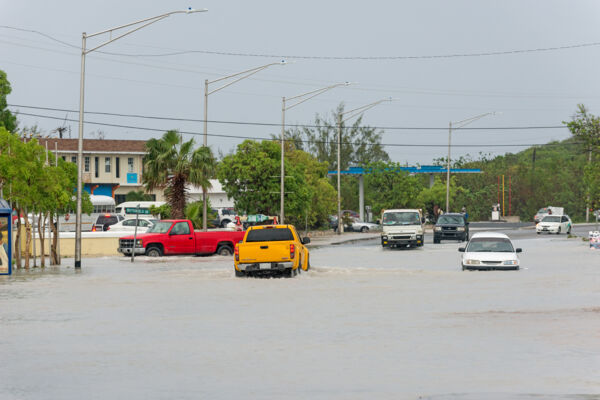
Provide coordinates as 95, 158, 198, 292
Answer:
279, 82, 350, 224
336, 98, 392, 235
75, 8, 206, 269
203, 61, 286, 230
445, 112, 497, 213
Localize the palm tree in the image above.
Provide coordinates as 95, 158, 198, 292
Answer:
143, 130, 216, 220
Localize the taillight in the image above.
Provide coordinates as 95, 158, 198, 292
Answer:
290, 244, 295, 259
92, 226, 96, 232
234, 244, 239, 261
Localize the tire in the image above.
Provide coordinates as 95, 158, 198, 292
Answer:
537, 232, 540, 235
434, 238, 440, 244
217, 245, 233, 256
145, 246, 162, 257
557, 227, 561, 235
567, 226, 571, 234
360, 226, 368, 233
285, 268, 296, 278
235, 268, 245, 277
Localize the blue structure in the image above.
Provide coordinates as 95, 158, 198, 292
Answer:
0, 198, 12, 275
327, 166, 482, 221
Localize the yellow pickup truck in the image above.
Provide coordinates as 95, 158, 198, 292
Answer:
234, 224, 311, 277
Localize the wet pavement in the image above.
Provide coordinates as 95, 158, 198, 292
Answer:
1, 226, 599, 399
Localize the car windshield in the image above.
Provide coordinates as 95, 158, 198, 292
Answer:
146, 221, 173, 234
382, 212, 420, 226
437, 215, 464, 225
537, 208, 548, 214
542, 216, 561, 223
467, 237, 514, 252
246, 228, 294, 242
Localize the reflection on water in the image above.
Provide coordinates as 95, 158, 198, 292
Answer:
1, 239, 599, 399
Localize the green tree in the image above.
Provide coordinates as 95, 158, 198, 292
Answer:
292, 103, 389, 170
363, 161, 425, 215
217, 140, 310, 219
564, 104, 600, 215
0, 70, 17, 132
143, 130, 216, 219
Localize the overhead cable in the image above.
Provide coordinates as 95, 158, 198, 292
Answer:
13, 111, 576, 148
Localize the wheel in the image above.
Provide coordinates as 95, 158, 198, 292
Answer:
145, 246, 162, 257
434, 238, 440, 244
567, 226, 571, 234
360, 226, 368, 233
217, 245, 233, 256
557, 227, 561, 235
536, 232, 540, 235
235, 268, 245, 277
285, 268, 297, 278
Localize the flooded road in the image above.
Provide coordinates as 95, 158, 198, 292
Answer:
1, 230, 599, 399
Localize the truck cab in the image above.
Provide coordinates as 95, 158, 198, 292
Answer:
380, 209, 425, 248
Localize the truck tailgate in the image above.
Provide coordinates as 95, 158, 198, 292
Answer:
238, 241, 293, 263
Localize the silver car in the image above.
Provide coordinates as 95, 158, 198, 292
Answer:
350, 220, 381, 233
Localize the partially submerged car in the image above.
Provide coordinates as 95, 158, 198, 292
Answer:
459, 232, 521, 271
433, 213, 469, 243
536, 215, 572, 235
350, 220, 381, 233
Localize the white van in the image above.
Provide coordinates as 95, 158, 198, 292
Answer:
115, 201, 165, 220
380, 209, 425, 248
58, 195, 117, 232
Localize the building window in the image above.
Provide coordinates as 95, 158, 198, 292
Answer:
105, 157, 111, 173
62, 156, 66, 161
115, 157, 120, 178
94, 157, 99, 178
84, 156, 90, 172
128, 157, 134, 173
71, 156, 77, 163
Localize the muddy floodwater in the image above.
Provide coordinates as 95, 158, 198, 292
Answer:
1, 232, 599, 399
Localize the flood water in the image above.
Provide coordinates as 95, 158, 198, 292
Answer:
1, 232, 599, 399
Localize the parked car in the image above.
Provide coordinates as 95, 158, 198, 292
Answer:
107, 218, 158, 232
93, 213, 124, 231
350, 220, 381, 232
234, 224, 310, 277
433, 213, 469, 243
536, 214, 572, 235
459, 232, 521, 271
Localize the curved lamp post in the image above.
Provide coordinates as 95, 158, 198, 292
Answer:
279, 82, 350, 224
337, 98, 392, 234
445, 112, 497, 213
75, 8, 207, 269
202, 61, 286, 230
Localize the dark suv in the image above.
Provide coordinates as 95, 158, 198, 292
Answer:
433, 213, 469, 243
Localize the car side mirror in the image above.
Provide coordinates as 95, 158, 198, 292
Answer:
516, 248, 522, 253
458, 247, 465, 252
302, 237, 311, 244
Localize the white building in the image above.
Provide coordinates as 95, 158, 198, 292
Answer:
187, 180, 234, 209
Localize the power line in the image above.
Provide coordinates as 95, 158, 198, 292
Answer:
9, 104, 568, 131
2, 25, 599, 60
13, 111, 578, 148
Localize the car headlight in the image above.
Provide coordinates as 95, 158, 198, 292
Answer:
457, 227, 465, 232
434, 227, 442, 232
464, 259, 480, 265
503, 260, 518, 266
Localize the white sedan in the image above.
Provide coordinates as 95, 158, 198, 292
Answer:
536, 215, 572, 235
459, 232, 521, 271
350, 220, 381, 233
106, 218, 157, 232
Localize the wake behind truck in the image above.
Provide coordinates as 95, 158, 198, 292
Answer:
380, 209, 425, 248
118, 219, 245, 257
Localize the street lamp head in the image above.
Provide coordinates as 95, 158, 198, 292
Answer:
186, 7, 208, 13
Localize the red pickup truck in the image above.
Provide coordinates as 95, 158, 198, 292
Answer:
117, 219, 245, 257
